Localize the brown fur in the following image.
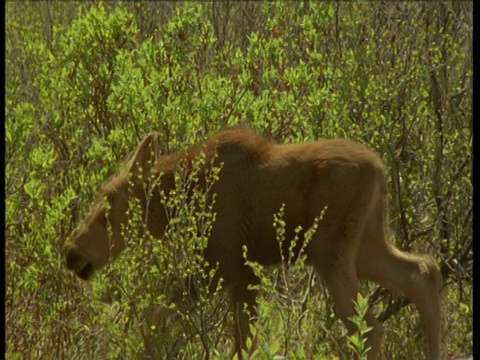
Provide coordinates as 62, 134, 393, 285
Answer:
63, 127, 442, 359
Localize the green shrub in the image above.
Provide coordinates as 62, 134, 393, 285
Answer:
6, 1, 472, 359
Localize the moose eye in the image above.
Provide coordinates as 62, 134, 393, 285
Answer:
99, 212, 109, 226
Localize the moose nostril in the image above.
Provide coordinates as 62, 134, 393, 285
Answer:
64, 246, 95, 280
65, 247, 82, 270
78, 262, 94, 280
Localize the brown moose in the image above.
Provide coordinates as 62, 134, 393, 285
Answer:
63, 127, 441, 359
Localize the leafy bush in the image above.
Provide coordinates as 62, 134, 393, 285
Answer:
6, 1, 472, 359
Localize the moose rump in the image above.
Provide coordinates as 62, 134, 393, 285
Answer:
63, 127, 442, 360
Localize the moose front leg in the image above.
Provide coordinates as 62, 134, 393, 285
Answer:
228, 270, 260, 359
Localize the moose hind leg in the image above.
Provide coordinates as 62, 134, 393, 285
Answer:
358, 243, 442, 360
306, 163, 386, 358
318, 259, 385, 360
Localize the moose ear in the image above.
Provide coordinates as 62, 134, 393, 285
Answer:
129, 132, 162, 184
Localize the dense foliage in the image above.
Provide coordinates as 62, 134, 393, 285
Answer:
6, 2, 472, 359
